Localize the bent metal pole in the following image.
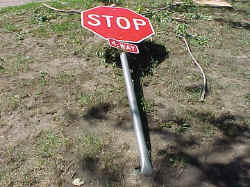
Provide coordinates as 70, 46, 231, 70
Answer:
120, 52, 153, 175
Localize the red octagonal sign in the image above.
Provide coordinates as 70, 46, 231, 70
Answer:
81, 6, 154, 43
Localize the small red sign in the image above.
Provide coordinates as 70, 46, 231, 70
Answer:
108, 39, 139, 54
81, 6, 154, 43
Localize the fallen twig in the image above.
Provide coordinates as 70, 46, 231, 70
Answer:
172, 16, 188, 23
42, 3, 81, 14
182, 37, 207, 101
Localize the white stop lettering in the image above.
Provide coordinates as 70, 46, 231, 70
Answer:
116, 17, 130, 30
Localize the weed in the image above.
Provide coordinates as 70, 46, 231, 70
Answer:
21, 169, 39, 186
96, 45, 120, 66
168, 153, 189, 167
0, 57, 5, 62
191, 34, 209, 47
39, 71, 49, 85
77, 134, 104, 158
176, 123, 191, 133
31, 7, 59, 24
246, 94, 250, 102
0, 93, 22, 113
98, 0, 123, 5
78, 92, 93, 106
14, 55, 31, 72
16, 32, 25, 40
2, 23, 19, 32
0, 57, 5, 73
175, 22, 209, 47
152, 11, 173, 24
160, 121, 175, 128
1, 55, 32, 74
135, 0, 145, 13
55, 71, 75, 84
0, 171, 5, 182
77, 89, 113, 108
0, 147, 27, 185
84, 0, 97, 9
50, 21, 79, 32
36, 130, 64, 158
0, 65, 5, 73
175, 23, 189, 38
173, 0, 196, 13
186, 12, 212, 21
141, 98, 155, 113
161, 120, 191, 134
31, 25, 50, 37
202, 124, 215, 137
184, 84, 204, 101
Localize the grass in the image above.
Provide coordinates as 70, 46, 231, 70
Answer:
246, 94, 250, 102
0, 55, 32, 75
55, 71, 75, 84
141, 98, 155, 113
0, 93, 22, 113
36, 130, 65, 158
76, 134, 104, 158
0, 0, 250, 186
2, 23, 20, 32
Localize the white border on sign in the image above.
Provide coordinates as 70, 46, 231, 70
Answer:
81, 6, 155, 43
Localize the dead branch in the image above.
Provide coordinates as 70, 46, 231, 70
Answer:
182, 37, 207, 101
42, 3, 81, 14
172, 17, 188, 23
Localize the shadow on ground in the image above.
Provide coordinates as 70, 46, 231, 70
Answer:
215, 18, 250, 30
153, 111, 250, 187
81, 41, 168, 183
80, 41, 250, 186
84, 103, 113, 120
82, 103, 250, 186
85, 40, 168, 156
77, 156, 124, 186
154, 148, 250, 187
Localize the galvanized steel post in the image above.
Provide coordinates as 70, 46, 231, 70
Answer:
120, 52, 153, 175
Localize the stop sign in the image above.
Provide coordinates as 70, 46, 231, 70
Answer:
81, 6, 154, 43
